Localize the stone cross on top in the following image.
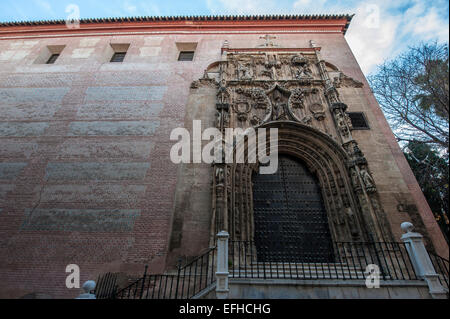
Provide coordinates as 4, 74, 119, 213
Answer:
258, 34, 278, 47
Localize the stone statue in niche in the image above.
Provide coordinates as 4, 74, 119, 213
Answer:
271, 89, 288, 121
334, 200, 345, 224
350, 167, 360, 187
345, 207, 359, 237
216, 110, 222, 128
292, 55, 313, 79
334, 109, 350, 138
223, 112, 230, 127
217, 82, 228, 103
359, 165, 376, 193
237, 62, 253, 80
333, 76, 341, 88
215, 167, 225, 185
353, 144, 363, 158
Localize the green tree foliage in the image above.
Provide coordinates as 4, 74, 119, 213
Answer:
404, 141, 449, 242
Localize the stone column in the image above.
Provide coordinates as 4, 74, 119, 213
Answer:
400, 222, 447, 299
216, 230, 230, 299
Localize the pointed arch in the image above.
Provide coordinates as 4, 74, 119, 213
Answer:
227, 121, 374, 244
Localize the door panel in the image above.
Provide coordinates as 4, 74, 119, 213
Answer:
253, 155, 334, 262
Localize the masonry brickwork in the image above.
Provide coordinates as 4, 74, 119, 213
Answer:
0, 15, 447, 298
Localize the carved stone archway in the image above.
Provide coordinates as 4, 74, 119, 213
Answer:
193, 38, 395, 248
225, 120, 371, 245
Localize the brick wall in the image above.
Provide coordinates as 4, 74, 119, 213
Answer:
0, 30, 446, 298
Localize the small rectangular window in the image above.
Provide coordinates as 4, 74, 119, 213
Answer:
46, 54, 60, 64
178, 51, 195, 61
110, 52, 126, 62
348, 112, 370, 129
35, 45, 65, 64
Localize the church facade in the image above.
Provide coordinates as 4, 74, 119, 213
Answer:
0, 15, 447, 298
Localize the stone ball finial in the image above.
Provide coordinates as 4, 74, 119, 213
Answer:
217, 230, 229, 238
401, 222, 414, 233
82, 280, 96, 293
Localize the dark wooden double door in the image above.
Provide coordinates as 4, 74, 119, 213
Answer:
253, 155, 334, 263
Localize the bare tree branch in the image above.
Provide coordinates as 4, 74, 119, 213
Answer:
368, 42, 449, 153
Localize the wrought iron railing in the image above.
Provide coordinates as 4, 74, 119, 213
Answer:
100, 239, 449, 299
94, 272, 118, 299
113, 247, 217, 299
428, 251, 449, 290
229, 241, 418, 281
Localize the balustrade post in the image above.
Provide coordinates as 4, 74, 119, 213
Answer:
216, 231, 230, 299
400, 222, 447, 299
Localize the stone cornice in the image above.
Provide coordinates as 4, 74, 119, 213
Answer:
0, 14, 354, 39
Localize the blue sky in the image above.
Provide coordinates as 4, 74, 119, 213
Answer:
1, 0, 449, 74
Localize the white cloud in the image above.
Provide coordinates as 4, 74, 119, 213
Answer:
140, 2, 161, 16
206, 0, 280, 15
293, 0, 328, 11
346, 4, 400, 74
205, 0, 449, 75
33, 0, 55, 17
124, 1, 138, 15
403, 6, 449, 43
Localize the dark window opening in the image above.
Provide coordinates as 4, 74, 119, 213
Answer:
110, 52, 126, 62
178, 51, 195, 61
46, 54, 60, 64
348, 112, 370, 129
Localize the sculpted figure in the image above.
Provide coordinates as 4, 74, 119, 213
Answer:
350, 167, 359, 187
334, 110, 350, 137
238, 62, 253, 80
345, 207, 359, 236
359, 166, 376, 192
271, 90, 286, 120
295, 64, 313, 79
215, 167, 225, 185
223, 111, 230, 127
216, 110, 222, 128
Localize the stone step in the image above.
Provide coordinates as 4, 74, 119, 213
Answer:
232, 263, 367, 271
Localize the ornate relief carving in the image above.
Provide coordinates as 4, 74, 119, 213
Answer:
267, 85, 290, 121
309, 103, 325, 121
289, 88, 305, 109
292, 55, 313, 80
205, 42, 393, 246
237, 61, 254, 81
359, 164, 376, 193
333, 72, 364, 88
